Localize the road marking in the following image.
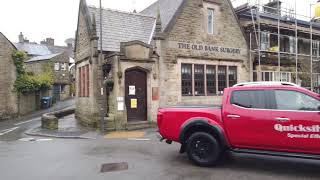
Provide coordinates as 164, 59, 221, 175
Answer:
19, 138, 53, 142
14, 118, 41, 126
0, 127, 19, 136
19, 138, 36, 142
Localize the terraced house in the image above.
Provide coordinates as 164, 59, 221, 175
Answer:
75, 0, 249, 130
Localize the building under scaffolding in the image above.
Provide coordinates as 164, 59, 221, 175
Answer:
234, 0, 320, 93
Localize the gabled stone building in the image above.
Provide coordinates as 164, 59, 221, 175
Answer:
0, 32, 18, 120
15, 37, 72, 101
75, 0, 249, 130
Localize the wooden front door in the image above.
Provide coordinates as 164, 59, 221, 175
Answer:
125, 69, 147, 122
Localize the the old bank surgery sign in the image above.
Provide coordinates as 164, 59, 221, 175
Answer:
177, 42, 241, 54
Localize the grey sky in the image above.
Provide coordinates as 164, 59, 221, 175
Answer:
0, 0, 318, 46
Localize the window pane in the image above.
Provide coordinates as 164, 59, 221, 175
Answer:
194, 65, 204, 95
218, 66, 227, 92
206, 65, 216, 95
181, 64, 192, 96
208, 9, 214, 34
228, 66, 237, 87
54, 63, 60, 71
231, 90, 267, 109
275, 90, 320, 111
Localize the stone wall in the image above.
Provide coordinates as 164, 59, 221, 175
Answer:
18, 92, 38, 115
75, 2, 102, 128
0, 33, 18, 120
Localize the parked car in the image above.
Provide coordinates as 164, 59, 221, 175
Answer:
157, 82, 320, 167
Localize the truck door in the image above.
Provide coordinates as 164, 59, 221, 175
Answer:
270, 90, 320, 154
223, 89, 285, 150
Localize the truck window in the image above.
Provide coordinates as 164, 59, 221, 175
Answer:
231, 90, 267, 109
274, 90, 320, 111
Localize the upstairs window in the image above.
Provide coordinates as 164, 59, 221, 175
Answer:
61, 63, 68, 71
289, 36, 296, 53
207, 9, 214, 34
312, 41, 319, 58
54, 63, 60, 71
260, 32, 270, 51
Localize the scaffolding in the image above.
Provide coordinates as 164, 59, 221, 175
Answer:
233, 0, 320, 93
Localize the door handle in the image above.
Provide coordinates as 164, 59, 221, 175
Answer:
275, 117, 290, 122
227, 115, 241, 119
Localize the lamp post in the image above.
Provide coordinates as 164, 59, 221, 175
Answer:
99, 0, 106, 133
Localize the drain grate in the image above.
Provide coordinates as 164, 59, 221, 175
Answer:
100, 162, 128, 173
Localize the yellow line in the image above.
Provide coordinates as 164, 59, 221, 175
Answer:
104, 131, 145, 139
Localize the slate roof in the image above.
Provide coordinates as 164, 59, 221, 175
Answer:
25, 53, 62, 63
140, 0, 184, 32
14, 43, 52, 56
88, 7, 156, 52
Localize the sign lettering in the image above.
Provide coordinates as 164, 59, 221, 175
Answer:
177, 42, 241, 54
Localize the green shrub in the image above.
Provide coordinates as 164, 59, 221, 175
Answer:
12, 51, 54, 93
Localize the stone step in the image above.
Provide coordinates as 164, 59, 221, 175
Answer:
125, 121, 151, 131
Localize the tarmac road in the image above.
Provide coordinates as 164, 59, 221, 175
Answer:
0, 128, 320, 180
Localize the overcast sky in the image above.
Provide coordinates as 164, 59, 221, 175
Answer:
0, 0, 318, 46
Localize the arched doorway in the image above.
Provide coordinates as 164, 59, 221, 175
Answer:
125, 68, 147, 122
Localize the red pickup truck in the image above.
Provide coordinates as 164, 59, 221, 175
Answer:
157, 82, 320, 166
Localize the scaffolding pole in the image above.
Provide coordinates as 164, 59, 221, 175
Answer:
277, 0, 281, 81
257, 0, 262, 78
250, 32, 253, 81
310, 4, 314, 91
295, 0, 298, 84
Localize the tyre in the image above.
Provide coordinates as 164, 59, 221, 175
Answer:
186, 132, 221, 167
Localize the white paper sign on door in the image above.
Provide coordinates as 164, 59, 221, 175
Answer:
129, 85, 136, 95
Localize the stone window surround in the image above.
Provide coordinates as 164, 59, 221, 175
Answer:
179, 58, 240, 97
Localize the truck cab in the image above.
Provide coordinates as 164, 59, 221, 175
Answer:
157, 82, 320, 166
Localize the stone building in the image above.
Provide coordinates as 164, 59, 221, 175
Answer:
75, 0, 249, 130
0, 32, 18, 120
24, 52, 71, 101
15, 35, 73, 101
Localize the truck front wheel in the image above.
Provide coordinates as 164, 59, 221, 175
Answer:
186, 132, 221, 167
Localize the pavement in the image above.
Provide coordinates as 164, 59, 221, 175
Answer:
1, 98, 320, 180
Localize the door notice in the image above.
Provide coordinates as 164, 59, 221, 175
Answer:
131, 99, 137, 109
129, 86, 136, 95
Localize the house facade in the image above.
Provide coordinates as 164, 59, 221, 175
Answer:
24, 52, 71, 101
15, 37, 72, 101
75, 0, 249, 130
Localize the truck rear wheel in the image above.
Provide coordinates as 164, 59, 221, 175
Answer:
186, 132, 221, 167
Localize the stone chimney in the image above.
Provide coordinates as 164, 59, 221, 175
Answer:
264, 0, 282, 15
46, 38, 55, 46
18, 32, 24, 43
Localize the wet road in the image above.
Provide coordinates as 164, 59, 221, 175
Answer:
0, 127, 320, 180
1, 98, 320, 180
0, 99, 75, 141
